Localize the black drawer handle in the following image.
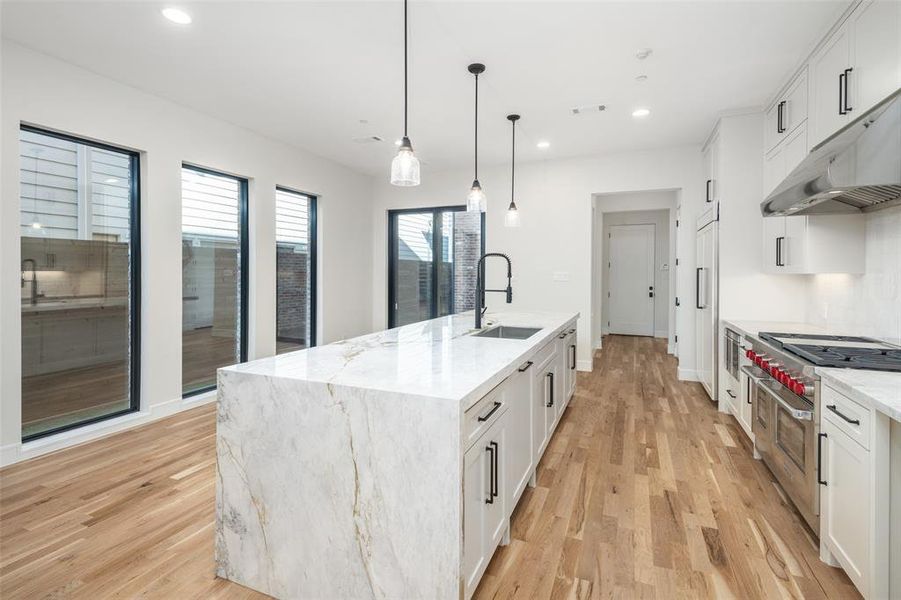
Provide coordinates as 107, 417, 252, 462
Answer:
826, 404, 860, 425
838, 72, 846, 115
518, 360, 534, 372
546, 372, 554, 407
843, 68, 853, 113
726, 389, 736, 399
477, 401, 502, 422
705, 179, 712, 202
490, 441, 499, 500
485, 443, 495, 504
570, 345, 576, 370
818, 432, 827, 486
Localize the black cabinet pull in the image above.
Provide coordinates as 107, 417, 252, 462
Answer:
490, 441, 499, 500
485, 443, 495, 504
726, 389, 736, 399
518, 360, 534, 372
818, 432, 828, 486
558, 332, 567, 339
477, 401, 502, 422
838, 72, 846, 115
843, 68, 853, 113
546, 372, 554, 407
695, 267, 703, 309
826, 404, 860, 425
777, 100, 786, 133
775, 236, 785, 267
705, 179, 712, 203
570, 345, 576, 370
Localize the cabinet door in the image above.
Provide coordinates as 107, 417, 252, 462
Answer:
566, 330, 577, 401
531, 364, 551, 461
763, 145, 784, 197
810, 26, 851, 146
762, 217, 786, 273
542, 364, 560, 450
463, 439, 489, 597
849, 0, 901, 118
483, 416, 507, 556
781, 216, 809, 274
505, 367, 533, 509
782, 122, 809, 180
821, 418, 871, 596
764, 101, 782, 153
695, 224, 715, 399
783, 69, 809, 136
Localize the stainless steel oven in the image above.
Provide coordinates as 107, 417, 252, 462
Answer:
724, 328, 741, 381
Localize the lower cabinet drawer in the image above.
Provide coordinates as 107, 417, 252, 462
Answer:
464, 384, 507, 451
822, 384, 871, 450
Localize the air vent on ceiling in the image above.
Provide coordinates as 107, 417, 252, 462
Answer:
352, 135, 384, 144
571, 104, 606, 116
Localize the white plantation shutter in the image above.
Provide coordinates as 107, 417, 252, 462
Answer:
275, 188, 310, 249
181, 168, 240, 241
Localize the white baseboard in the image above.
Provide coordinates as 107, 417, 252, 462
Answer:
667, 341, 675, 355
577, 359, 593, 372
1, 391, 218, 468
678, 368, 699, 382
654, 330, 668, 338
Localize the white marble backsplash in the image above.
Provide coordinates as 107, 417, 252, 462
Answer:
806, 205, 901, 346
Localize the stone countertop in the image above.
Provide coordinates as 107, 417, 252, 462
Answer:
721, 319, 831, 340
220, 310, 579, 410
817, 367, 901, 422
20, 297, 128, 314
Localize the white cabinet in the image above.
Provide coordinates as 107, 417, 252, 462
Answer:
531, 342, 556, 461
702, 132, 720, 205
765, 68, 809, 154
564, 327, 577, 402
819, 384, 891, 600
762, 214, 865, 274
463, 409, 508, 599
763, 120, 808, 196
505, 363, 533, 509
810, 0, 901, 147
695, 220, 716, 401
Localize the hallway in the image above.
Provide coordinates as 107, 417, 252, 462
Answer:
0, 336, 857, 599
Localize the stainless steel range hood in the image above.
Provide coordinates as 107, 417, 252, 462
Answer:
761, 89, 901, 217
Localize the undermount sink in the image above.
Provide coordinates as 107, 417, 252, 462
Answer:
473, 326, 542, 340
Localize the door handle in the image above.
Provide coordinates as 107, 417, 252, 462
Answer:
546, 372, 554, 407
490, 441, 499, 500
777, 100, 786, 133
842, 68, 853, 113
695, 267, 704, 309
705, 179, 712, 203
570, 344, 576, 370
485, 443, 495, 504
838, 72, 846, 115
817, 432, 827, 486
775, 236, 785, 267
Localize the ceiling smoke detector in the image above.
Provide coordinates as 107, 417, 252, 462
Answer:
571, 104, 606, 116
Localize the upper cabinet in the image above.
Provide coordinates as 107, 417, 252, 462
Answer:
765, 68, 809, 155
809, 0, 901, 148
702, 131, 720, 205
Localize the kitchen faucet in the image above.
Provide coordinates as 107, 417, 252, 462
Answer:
474, 253, 513, 329
21, 258, 38, 306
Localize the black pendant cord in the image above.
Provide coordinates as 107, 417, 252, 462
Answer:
474, 72, 479, 181
510, 118, 515, 204
403, 0, 408, 138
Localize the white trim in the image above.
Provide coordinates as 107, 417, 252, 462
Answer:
1, 392, 218, 468
577, 359, 593, 372
678, 367, 699, 382
654, 329, 668, 338
667, 341, 675, 355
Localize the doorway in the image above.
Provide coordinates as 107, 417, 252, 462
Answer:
387, 206, 485, 328
608, 224, 656, 336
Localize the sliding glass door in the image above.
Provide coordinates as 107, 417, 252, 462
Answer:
388, 206, 484, 328
19, 126, 140, 440
181, 165, 248, 396
275, 187, 317, 354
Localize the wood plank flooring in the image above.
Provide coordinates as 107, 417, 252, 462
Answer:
0, 335, 858, 599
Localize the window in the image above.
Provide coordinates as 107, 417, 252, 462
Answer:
19, 125, 140, 440
275, 187, 317, 353
388, 206, 484, 328
181, 165, 248, 396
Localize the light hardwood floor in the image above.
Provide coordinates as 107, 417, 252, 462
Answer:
0, 335, 858, 599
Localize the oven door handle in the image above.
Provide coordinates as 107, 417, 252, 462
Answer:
757, 381, 813, 421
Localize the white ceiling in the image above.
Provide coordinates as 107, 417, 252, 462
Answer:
2, 1, 847, 176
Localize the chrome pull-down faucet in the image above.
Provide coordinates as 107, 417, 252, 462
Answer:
474, 253, 513, 329
21, 258, 38, 305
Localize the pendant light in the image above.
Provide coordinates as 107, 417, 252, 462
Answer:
390, 0, 420, 186
466, 63, 486, 212
504, 114, 521, 227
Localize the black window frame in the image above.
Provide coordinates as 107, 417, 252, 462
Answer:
387, 205, 486, 329
180, 163, 249, 399
275, 186, 318, 350
19, 124, 142, 442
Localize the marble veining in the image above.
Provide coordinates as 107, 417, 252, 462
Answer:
215, 310, 578, 599
817, 367, 901, 422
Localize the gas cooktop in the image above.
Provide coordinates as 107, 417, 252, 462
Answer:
758, 332, 901, 372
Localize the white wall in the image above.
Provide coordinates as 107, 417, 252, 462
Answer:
371, 146, 705, 373
1, 42, 374, 465
805, 205, 901, 345
599, 205, 673, 340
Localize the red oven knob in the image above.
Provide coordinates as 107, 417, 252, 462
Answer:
746, 349, 756, 360
769, 363, 781, 376
793, 381, 807, 396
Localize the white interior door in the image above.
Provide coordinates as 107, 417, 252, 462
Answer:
608, 224, 655, 336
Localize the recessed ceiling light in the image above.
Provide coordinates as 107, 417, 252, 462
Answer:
536, 141, 550, 149
632, 108, 651, 118
162, 7, 192, 25
635, 74, 648, 82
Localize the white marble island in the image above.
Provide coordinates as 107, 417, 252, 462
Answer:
215, 310, 579, 599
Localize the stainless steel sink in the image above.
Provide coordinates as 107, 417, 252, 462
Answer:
473, 326, 541, 340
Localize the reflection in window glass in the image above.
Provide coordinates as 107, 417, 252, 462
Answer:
19, 127, 139, 439
275, 188, 316, 354
181, 166, 247, 396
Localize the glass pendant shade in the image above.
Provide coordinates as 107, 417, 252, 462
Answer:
467, 180, 486, 212
504, 201, 520, 227
390, 138, 420, 186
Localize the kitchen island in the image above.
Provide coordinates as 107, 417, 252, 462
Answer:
215, 310, 579, 599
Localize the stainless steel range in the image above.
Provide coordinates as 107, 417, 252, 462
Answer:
742, 332, 901, 534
